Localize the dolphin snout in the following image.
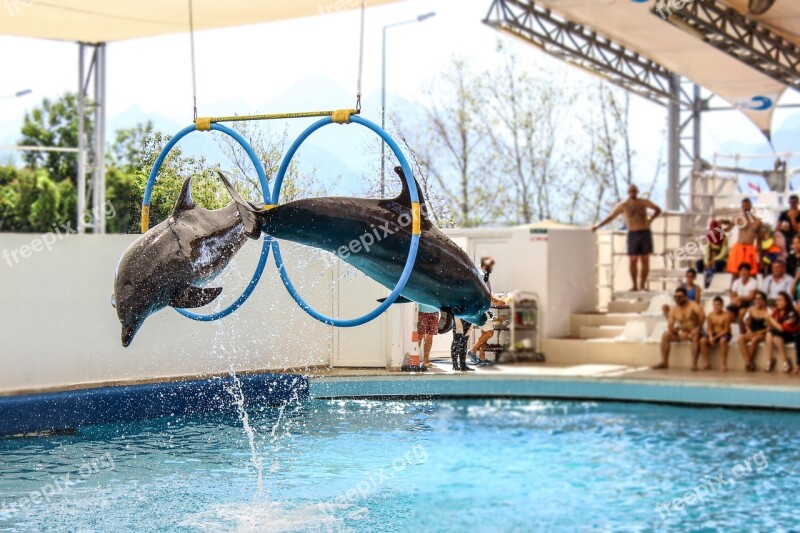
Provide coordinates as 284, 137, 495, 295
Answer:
121, 322, 141, 348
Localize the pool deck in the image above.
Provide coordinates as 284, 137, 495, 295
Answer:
308, 360, 800, 411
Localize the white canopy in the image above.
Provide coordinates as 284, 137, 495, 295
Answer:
0, 0, 401, 42
534, 0, 795, 136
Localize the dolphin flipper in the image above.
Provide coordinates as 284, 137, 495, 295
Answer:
216, 171, 263, 239
376, 296, 413, 304
170, 286, 223, 309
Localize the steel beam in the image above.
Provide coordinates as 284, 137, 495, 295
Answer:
653, 0, 800, 87
76, 42, 107, 234
483, 0, 678, 107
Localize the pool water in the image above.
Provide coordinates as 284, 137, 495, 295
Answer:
1, 398, 798, 532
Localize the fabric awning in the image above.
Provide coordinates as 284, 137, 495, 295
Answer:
533, 0, 790, 136
0, 0, 402, 42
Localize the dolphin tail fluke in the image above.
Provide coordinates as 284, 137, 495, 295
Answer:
216, 171, 263, 239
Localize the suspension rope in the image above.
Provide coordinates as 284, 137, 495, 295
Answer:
355, 0, 366, 112
188, 0, 198, 120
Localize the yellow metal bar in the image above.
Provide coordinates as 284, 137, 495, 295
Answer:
194, 109, 359, 125
411, 202, 421, 235
140, 205, 150, 234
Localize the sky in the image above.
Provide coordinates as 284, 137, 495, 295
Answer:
1, 0, 800, 200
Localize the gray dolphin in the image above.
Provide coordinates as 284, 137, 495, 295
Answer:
113, 168, 490, 346
222, 167, 491, 325
112, 176, 261, 346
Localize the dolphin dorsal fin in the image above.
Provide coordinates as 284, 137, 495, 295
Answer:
172, 177, 195, 216
393, 166, 427, 210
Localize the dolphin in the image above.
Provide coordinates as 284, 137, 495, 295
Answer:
113, 168, 491, 346
112, 176, 262, 346
221, 167, 491, 326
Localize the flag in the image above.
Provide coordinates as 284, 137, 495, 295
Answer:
748, 181, 761, 194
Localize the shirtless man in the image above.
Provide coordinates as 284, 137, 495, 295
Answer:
726, 197, 762, 277
699, 296, 732, 372
654, 287, 705, 370
593, 184, 662, 291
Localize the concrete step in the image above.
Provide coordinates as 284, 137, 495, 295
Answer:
570, 313, 635, 337
608, 300, 649, 314
541, 337, 796, 372
579, 326, 624, 339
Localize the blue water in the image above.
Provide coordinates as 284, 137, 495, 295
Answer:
1, 399, 798, 532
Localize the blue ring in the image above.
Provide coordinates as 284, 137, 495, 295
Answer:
142, 123, 271, 321
272, 115, 420, 327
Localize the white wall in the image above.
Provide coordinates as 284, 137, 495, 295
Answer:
0, 234, 404, 394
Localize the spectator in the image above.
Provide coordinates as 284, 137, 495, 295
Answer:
759, 223, 786, 274
727, 262, 759, 331
738, 291, 769, 372
468, 256, 507, 366
786, 235, 800, 279
416, 304, 439, 367
697, 219, 729, 288
764, 292, 800, 373
681, 268, 702, 303
592, 184, 662, 292
762, 259, 793, 306
699, 296, 731, 372
777, 194, 800, 245
654, 287, 705, 370
726, 198, 762, 277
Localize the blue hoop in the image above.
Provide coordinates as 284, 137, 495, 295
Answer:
142, 123, 271, 321
271, 115, 420, 327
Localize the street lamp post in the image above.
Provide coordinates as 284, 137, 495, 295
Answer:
380, 12, 435, 198
0, 88, 32, 100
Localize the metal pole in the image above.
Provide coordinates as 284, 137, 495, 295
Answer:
77, 43, 86, 233
667, 73, 681, 211
96, 43, 107, 233
380, 26, 387, 199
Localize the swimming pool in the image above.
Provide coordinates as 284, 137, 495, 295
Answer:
1, 398, 797, 531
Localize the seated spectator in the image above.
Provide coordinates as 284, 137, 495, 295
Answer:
697, 219, 729, 288
727, 262, 759, 331
739, 291, 769, 372
760, 223, 786, 275
762, 259, 793, 306
787, 234, 800, 283
681, 268, 702, 303
654, 287, 705, 370
764, 291, 800, 373
699, 296, 731, 372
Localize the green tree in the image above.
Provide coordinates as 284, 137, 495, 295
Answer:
19, 93, 90, 185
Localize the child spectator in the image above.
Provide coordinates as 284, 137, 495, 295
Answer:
727, 262, 759, 331
681, 268, 702, 303
699, 296, 731, 372
698, 219, 728, 288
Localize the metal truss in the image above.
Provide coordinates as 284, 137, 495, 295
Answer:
77, 42, 107, 233
653, 0, 800, 88
483, 0, 678, 107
